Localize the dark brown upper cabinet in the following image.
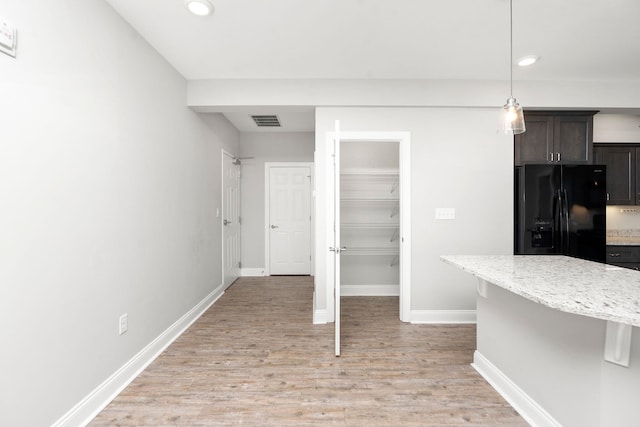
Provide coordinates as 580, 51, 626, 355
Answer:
514, 111, 597, 166
593, 144, 638, 205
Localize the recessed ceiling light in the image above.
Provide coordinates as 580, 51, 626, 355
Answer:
185, 0, 214, 16
517, 55, 539, 67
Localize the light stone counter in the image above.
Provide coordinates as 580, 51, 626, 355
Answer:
441, 255, 640, 327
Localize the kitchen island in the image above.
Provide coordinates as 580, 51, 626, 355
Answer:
442, 255, 640, 427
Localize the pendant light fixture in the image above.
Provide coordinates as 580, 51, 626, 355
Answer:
502, 0, 526, 135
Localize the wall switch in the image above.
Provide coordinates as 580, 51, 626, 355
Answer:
435, 208, 456, 220
216, 208, 220, 218
119, 313, 128, 335
0, 18, 17, 58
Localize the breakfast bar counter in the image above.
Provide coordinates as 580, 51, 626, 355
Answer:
441, 255, 640, 327
442, 255, 640, 427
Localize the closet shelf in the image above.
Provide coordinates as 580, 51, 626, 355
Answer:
341, 247, 399, 256
340, 198, 399, 203
341, 223, 399, 229
340, 168, 399, 176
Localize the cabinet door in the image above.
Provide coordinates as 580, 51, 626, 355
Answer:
553, 115, 593, 164
606, 246, 640, 262
514, 115, 554, 165
595, 145, 634, 205
593, 146, 604, 164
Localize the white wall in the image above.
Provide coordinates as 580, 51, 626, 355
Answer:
238, 132, 314, 269
189, 78, 640, 111
340, 141, 399, 170
594, 114, 640, 143
314, 108, 513, 319
0, 1, 238, 426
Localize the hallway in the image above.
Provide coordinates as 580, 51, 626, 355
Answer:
91, 276, 526, 426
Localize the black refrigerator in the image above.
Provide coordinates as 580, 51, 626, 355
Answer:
514, 164, 607, 263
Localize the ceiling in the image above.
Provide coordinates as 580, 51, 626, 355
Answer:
103, 0, 640, 132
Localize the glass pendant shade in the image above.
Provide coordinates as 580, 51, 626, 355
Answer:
502, 96, 526, 135
502, 0, 526, 135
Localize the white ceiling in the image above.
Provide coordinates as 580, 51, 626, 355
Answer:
103, 0, 640, 131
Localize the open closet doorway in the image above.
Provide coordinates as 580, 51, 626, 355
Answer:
340, 141, 402, 295
327, 130, 411, 355
264, 162, 314, 276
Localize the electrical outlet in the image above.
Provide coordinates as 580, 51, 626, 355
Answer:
119, 313, 128, 335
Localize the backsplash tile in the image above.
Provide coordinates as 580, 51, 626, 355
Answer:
606, 206, 640, 245
607, 229, 640, 244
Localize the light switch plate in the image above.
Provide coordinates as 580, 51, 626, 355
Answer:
0, 17, 17, 58
435, 208, 456, 220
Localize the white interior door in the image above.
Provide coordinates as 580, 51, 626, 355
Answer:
268, 167, 311, 275
332, 121, 342, 356
222, 152, 241, 288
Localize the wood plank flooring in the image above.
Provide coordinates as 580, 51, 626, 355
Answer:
91, 276, 527, 426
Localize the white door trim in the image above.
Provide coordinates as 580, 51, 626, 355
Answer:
264, 162, 314, 276
324, 131, 411, 323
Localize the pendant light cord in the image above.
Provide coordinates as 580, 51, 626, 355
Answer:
510, 0, 513, 98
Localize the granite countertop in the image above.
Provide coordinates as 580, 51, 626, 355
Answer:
441, 255, 640, 327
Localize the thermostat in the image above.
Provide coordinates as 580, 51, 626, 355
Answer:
0, 17, 17, 58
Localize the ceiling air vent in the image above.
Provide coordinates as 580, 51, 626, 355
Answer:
251, 115, 281, 127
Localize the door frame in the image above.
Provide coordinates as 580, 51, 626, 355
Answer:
264, 162, 314, 276
325, 131, 412, 322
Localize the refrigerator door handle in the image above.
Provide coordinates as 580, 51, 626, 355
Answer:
553, 189, 561, 251
562, 188, 570, 252
556, 188, 566, 252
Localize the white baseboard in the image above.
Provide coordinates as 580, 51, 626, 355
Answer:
472, 351, 561, 427
341, 284, 399, 296
410, 309, 476, 324
313, 309, 328, 324
240, 268, 266, 277
312, 290, 328, 324
52, 283, 226, 427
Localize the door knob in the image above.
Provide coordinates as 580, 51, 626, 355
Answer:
329, 246, 347, 253
271, 225, 279, 229
223, 219, 231, 226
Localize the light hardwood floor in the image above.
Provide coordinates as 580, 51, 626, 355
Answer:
91, 276, 527, 426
